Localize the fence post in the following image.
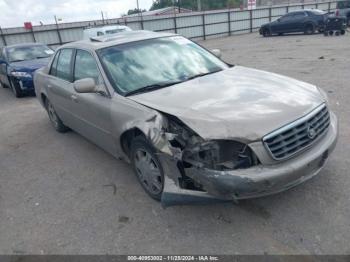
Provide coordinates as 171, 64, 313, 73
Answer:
328, 1, 331, 12
286, 5, 289, 13
249, 10, 253, 33
54, 16, 63, 45
269, 7, 272, 22
0, 26, 6, 46
228, 11, 231, 36
140, 17, 144, 30
30, 27, 36, 42
202, 13, 206, 40
174, 15, 178, 34
315, 2, 318, 9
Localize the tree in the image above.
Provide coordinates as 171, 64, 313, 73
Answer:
127, 8, 147, 15
149, 0, 241, 11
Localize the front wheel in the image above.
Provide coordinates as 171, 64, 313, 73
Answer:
130, 136, 164, 200
262, 28, 271, 37
45, 99, 69, 133
9, 78, 23, 98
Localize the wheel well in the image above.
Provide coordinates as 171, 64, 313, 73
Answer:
41, 93, 48, 107
120, 128, 145, 157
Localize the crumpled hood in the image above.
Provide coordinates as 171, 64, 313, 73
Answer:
128, 66, 325, 142
10, 57, 50, 72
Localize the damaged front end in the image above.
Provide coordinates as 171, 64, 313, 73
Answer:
156, 114, 261, 206
154, 111, 338, 207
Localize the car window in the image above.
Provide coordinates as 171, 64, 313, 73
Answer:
56, 49, 73, 81
74, 49, 102, 84
293, 12, 306, 18
97, 31, 104, 36
50, 51, 60, 76
280, 13, 293, 21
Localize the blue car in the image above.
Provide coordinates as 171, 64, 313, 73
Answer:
259, 9, 328, 37
0, 43, 54, 97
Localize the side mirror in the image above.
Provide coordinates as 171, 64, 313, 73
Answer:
211, 49, 222, 59
74, 78, 97, 93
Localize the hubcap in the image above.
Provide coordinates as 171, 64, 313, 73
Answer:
134, 149, 163, 195
47, 102, 59, 128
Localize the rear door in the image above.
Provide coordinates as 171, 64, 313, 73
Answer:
46, 48, 77, 128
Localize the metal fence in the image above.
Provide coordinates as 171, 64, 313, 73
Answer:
0, 1, 338, 49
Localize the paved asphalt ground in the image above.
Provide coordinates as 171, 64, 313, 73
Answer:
0, 32, 349, 255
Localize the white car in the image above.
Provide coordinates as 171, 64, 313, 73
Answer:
83, 25, 132, 40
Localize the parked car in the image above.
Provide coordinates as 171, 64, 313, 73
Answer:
34, 31, 338, 206
0, 43, 54, 97
259, 9, 328, 36
83, 25, 132, 40
335, 0, 350, 26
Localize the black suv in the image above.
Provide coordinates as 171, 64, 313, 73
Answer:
260, 9, 328, 36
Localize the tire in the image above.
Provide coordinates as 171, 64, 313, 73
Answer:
335, 31, 340, 36
130, 136, 164, 201
341, 29, 346, 35
9, 78, 23, 98
347, 18, 350, 27
262, 28, 271, 37
278, 32, 283, 36
45, 99, 69, 133
304, 24, 315, 35
329, 30, 334, 36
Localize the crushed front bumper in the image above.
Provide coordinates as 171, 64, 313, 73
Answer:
160, 112, 338, 207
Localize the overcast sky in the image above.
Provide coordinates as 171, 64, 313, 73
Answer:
0, 0, 154, 28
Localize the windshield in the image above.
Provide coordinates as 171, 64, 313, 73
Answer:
310, 10, 326, 15
7, 45, 54, 62
98, 36, 229, 95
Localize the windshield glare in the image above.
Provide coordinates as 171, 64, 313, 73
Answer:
98, 36, 229, 95
7, 45, 54, 62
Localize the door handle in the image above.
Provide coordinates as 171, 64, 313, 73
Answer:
71, 94, 78, 102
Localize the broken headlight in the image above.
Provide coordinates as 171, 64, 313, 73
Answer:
182, 140, 259, 171
165, 115, 259, 171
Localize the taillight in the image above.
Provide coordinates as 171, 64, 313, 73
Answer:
335, 9, 339, 16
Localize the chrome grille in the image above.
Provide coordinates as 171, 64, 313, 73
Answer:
263, 104, 330, 160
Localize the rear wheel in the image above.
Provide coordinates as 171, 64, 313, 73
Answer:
130, 136, 164, 201
304, 24, 315, 35
45, 99, 69, 133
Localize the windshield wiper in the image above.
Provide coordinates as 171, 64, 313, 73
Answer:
36, 56, 49, 59
184, 69, 223, 82
10, 59, 25, 63
125, 80, 183, 96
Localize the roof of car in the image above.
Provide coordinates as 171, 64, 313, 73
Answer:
288, 9, 325, 14
61, 30, 177, 51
